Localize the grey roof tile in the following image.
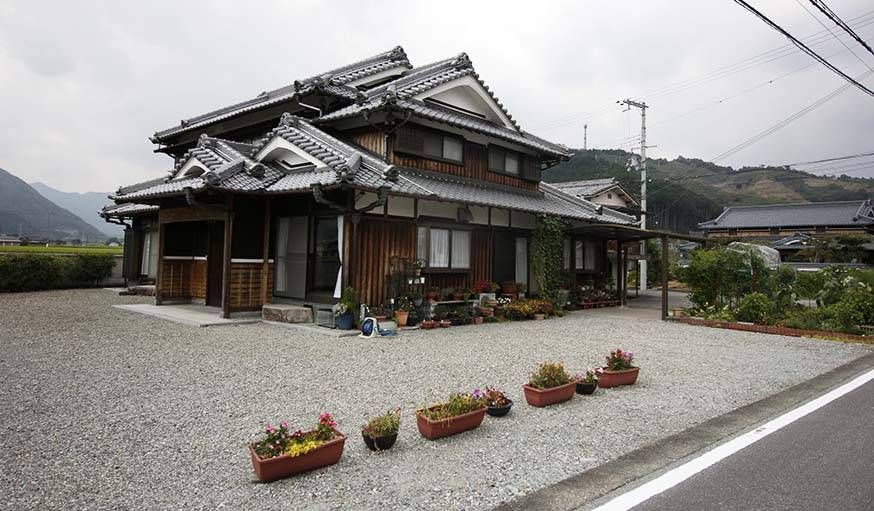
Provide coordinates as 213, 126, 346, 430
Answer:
699, 200, 874, 229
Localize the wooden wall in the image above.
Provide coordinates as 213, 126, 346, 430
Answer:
343, 126, 538, 191
349, 218, 493, 305
229, 262, 274, 311
160, 259, 207, 300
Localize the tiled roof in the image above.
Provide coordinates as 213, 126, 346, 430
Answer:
699, 200, 874, 230
114, 116, 628, 225
151, 46, 411, 142
99, 202, 158, 218
551, 178, 618, 197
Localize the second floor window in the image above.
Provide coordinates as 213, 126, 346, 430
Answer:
489, 146, 520, 175
395, 125, 464, 164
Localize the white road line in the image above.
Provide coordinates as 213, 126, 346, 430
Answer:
591, 368, 874, 511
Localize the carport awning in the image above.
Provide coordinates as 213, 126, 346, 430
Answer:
570, 224, 709, 243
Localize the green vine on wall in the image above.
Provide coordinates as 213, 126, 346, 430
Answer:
532, 215, 567, 303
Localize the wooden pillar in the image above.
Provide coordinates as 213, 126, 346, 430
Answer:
617, 241, 624, 305
155, 222, 166, 305
221, 205, 235, 319
661, 235, 669, 320
260, 197, 272, 307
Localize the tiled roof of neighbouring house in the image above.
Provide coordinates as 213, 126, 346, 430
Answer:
550, 177, 638, 205
698, 200, 874, 230
109, 116, 630, 225
100, 202, 159, 218
150, 46, 412, 142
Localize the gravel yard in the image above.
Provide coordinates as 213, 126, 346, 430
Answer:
1, 290, 870, 510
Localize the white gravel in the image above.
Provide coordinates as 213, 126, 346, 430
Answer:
0, 289, 870, 510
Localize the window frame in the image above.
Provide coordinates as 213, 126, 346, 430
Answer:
416, 224, 473, 272
567, 236, 604, 274
395, 126, 465, 166
487, 144, 524, 177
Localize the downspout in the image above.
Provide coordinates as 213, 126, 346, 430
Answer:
102, 215, 131, 229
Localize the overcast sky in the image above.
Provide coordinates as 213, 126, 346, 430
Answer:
2, 0, 873, 192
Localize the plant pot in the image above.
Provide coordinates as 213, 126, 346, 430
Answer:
336, 312, 354, 330
480, 307, 494, 317
486, 399, 513, 417
597, 367, 640, 388
395, 311, 409, 327
473, 316, 484, 325
576, 382, 597, 395
534, 313, 545, 320
361, 431, 398, 452
416, 406, 487, 440
523, 381, 577, 407
439, 320, 452, 328
249, 430, 347, 482
420, 319, 438, 330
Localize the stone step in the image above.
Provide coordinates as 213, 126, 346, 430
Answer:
262, 303, 313, 324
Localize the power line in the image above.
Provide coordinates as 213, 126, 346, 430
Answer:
733, 0, 874, 98
782, 150, 874, 167
809, 0, 874, 59
795, 0, 874, 72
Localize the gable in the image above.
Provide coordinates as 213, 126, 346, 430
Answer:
414, 75, 518, 131
173, 158, 209, 180
254, 136, 327, 169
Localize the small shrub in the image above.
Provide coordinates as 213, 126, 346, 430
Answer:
419, 390, 487, 421
736, 292, 772, 324
484, 388, 511, 407
0, 253, 114, 292
575, 368, 601, 384
361, 408, 401, 439
605, 349, 635, 371
528, 361, 572, 389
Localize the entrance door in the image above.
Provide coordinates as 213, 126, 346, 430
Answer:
275, 216, 309, 299
309, 216, 341, 300
207, 221, 224, 306
493, 231, 528, 289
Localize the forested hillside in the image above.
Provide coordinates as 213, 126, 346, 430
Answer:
544, 149, 874, 234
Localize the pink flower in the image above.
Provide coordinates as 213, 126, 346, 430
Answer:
266, 423, 275, 434
279, 420, 289, 430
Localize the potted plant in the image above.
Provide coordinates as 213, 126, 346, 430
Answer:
420, 319, 438, 329
426, 287, 441, 302
333, 287, 357, 330
416, 390, 488, 440
394, 297, 412, 327
439, 319, 452, 328
575, 368, 601, 395
598, 349, 639, 388
414, 258, 425, 277
523, 361, 577, 407
451, 288, 467, 301
472, 307, 484, 325
361, 408, 401, 452
248, 413, 345, 482
484, 387, 513, 417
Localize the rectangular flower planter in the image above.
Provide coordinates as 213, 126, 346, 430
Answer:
522, 381, 577, 407
597, 367, 639, 388
416, 406, 487, 440
249, 431, 347, 482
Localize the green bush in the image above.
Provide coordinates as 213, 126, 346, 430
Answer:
0, 254, 114, 292
736, 292, 772, 324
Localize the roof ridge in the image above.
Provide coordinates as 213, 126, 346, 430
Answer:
723, 200, 869, 210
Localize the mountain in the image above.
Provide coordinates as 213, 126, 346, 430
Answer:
544, 149, 874, 234
30, 182, 121, 237
0, 168, 106, 241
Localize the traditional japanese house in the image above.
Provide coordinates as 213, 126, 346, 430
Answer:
102, 46, 637, 320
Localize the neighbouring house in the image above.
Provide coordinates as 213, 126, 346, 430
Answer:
0, 235, 22, 246
101, 46, 641, 320
698, 200, 874, 267
550, 178, 639, 216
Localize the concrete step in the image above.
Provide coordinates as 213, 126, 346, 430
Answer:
262, 303, 313, 324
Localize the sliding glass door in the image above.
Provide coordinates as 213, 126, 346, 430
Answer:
275, 216, 308, 299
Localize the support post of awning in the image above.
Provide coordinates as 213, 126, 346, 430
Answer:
221, 199, 235, 319
260, 197, 272, 307
661, 234, 669, 320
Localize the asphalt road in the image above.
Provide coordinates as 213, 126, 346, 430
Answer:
633, 379, 874, 511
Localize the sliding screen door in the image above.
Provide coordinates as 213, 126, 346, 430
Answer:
275, 216, 308, 299
514, 237, 528, 286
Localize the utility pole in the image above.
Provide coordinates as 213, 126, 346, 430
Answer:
583, 124, 588, 151
619, 98, 648, 291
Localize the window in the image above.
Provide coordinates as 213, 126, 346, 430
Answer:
417, 226, 471, 270
563, 238, 571, 270
571, 238, 601, 272
488, 146, 521, 175
396, 125, 464, 164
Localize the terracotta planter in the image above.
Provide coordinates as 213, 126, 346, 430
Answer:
361, 431, 398, 451
523, 381, 577, 407
597, 367, 640, 388
534, 313, 546, 320
473, 316, 484, 325
420, 319, 438, 330
395, 311, 409, 327
249, 431, 346, 482
416, 406, 487, 440
480, 307, 494, 317
439, 320, 452, 328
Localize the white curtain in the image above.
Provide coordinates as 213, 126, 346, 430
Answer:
451, 230, 470, 269
334, 215, 344, 298
417, 227, 427, 263
141, 232, 151, 276
515, 237, 528, 284
275, 217, 289, 293
430, 229, 449, 267
575, 240, 584, 270
584, 241, 597, 270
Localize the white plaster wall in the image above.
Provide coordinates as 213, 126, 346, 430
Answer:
387, 196, 415, 218
355, 191, 384, 215
591, 190, 630, 207
511, 211, 536, 229
470, 206, 489, 225
418, 200, 457, 219
491, 208, 510, 227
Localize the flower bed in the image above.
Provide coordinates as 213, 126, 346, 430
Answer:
677, 317, 871, 342
416, 390, 488, 439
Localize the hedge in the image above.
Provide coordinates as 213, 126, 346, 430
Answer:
0, 254, 115, 292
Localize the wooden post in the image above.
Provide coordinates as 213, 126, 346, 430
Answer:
260, 197, 272, 307
221, 206, 235, 319
617, 241, 624, 305
155, 222, 166, 305
661, 235, 669, 320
